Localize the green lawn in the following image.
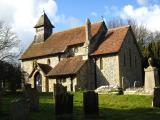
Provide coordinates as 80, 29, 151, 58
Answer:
1, 92, 160, 120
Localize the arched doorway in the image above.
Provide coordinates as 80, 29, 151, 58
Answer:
34, 72, 42, 92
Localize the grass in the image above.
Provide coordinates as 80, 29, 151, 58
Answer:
1, 92, 160, 120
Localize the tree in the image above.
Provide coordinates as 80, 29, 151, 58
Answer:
0, 61, 24, 92
0, 21, 20, 62
0, 21, 23, 91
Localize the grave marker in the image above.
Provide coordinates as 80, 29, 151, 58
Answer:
152, 87, 160, 107
24, 87, 39, 111
10, 98, 30, 120
55, 93, 73, 116
83, 91, 99, 116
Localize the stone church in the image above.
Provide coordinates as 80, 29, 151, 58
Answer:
20, 13, 142, 92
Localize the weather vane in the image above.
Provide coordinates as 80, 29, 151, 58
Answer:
43, 8, 45, 14
101, 16, 104, 21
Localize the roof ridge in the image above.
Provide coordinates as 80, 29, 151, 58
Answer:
63, 55, 83, 60
109, 25, 130, 30
52, 21, 103, 35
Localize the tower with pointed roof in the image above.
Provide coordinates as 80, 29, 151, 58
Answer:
34, 12, 54, 43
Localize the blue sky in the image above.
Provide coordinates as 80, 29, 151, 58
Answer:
54, 0, 140, 31
0, 0, 160, 48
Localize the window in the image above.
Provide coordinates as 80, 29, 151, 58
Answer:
62, 78, 66, 83
58, 55, 61, 61
129, 49, 132, 67
123, 52, 126, 66
134, 56, 137, 68
56, 79, 61, 84
74, 47, 78, 53
47, 59, 51, 65
100, 57, 103, 70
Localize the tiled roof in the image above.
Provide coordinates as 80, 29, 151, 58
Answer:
20, 21, 103, 60
37, 63, 52, 75
91, 25, 130, 56
47, 56, 86, 77
28, 63, 52, 78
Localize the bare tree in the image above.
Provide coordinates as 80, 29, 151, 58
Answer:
0, 21, 20, 62
108, 18, 126, 28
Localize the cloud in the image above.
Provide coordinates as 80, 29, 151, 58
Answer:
120, 4, 160, 32
137, 0, 148, 5
0, 0, 81, 49
54, 14, 82, 28
0, 0, 58, 48
91, 12, 98, 17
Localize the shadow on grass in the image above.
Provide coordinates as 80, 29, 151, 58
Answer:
1, 92, 160, 120
30, 102, 160, 120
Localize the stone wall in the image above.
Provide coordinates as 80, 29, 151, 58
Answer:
119, 30, 142, 88
48, 77, 77, 92
21, 56, 59, 92
22, 56, 59, 74
96, 55, 120, 87
48, 79, 56, 92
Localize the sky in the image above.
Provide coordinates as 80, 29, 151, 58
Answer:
0, 0, 160, 49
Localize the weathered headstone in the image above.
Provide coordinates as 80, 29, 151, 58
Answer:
24, 88, 39, 111
144, 58, 160, 94
55, 92, 73, 116
10, 98, 30, 120
152, 87, 160, 107
134, 81, 141, 88
83, 91, 99, 116
53, 83, 67, 96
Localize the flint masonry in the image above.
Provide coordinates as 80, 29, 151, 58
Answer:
20, 13, 142, 92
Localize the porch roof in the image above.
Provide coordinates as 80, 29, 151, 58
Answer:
47, 56, 86, 78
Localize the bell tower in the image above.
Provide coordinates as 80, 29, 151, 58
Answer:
34, 12, 54, 43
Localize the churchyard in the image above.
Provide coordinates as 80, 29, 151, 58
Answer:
1, 91, 160, 120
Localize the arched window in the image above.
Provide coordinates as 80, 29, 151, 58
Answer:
34, 72, 42, 92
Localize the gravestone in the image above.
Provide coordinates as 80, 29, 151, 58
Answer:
152, 88, 160, 107
10, 98, 30, 120
134, 81, 141, 88
24, 87, 39, 111
24, 83, 31, 90
83, 91, 99, 116
0, 91, 2, 114
144, 58, 160, 94
53, 83, 67, 96
55, 92, 73, 116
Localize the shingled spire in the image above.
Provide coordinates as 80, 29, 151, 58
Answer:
34, 12, 54, 43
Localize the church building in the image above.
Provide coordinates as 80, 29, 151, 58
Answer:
20, 13, 142, 92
